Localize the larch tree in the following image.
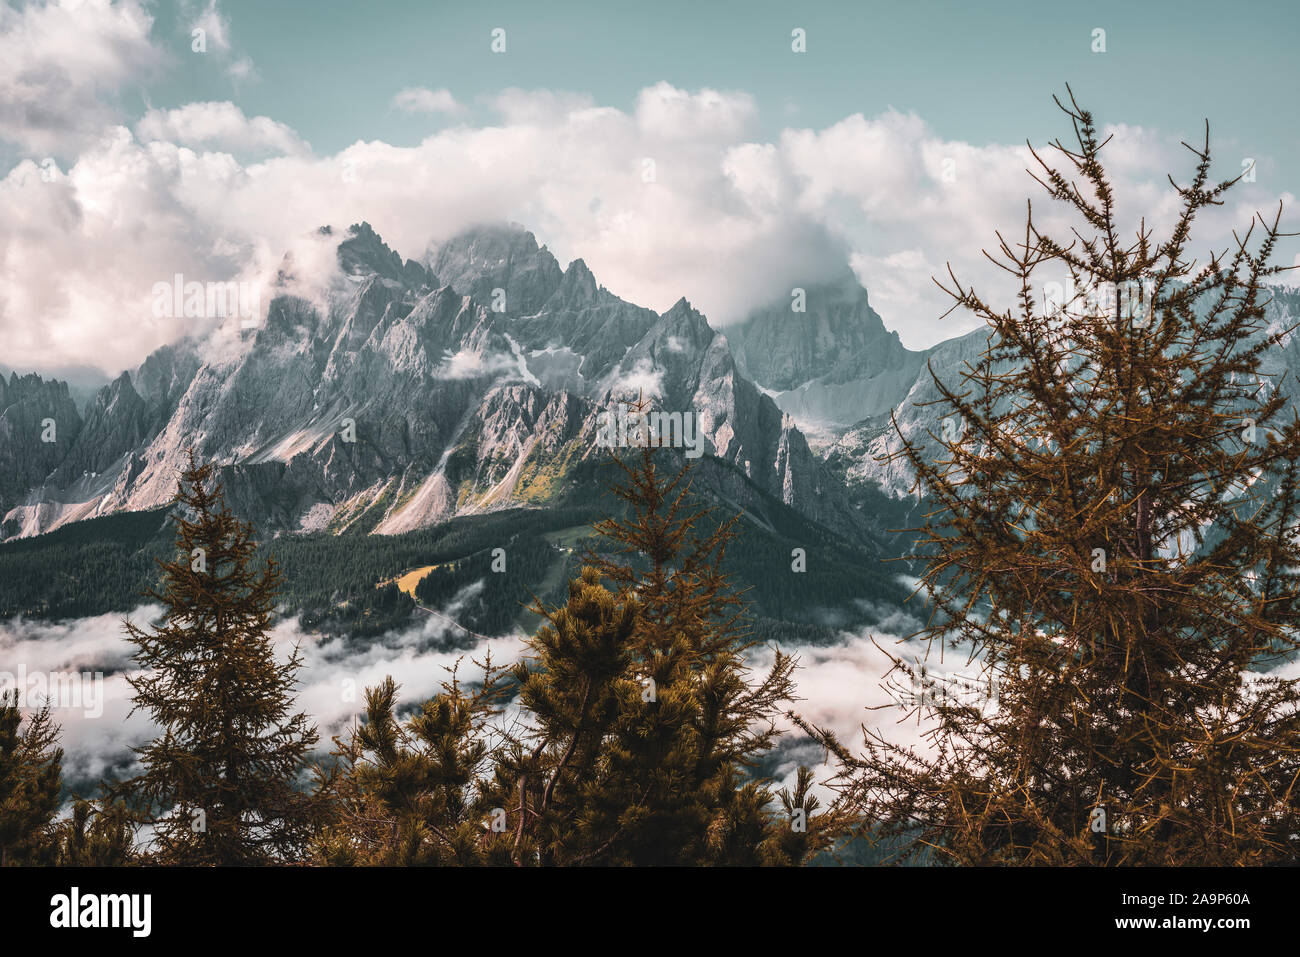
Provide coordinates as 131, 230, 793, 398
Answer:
113, 453, 318, 865
803, 89, 1300, 865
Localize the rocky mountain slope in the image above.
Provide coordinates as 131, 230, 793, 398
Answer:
727, 274, 926, 433
9, 220, 1296, 564
822, 288, 1300, 498
0, 223, 872, 549
727, 267, 1300, 500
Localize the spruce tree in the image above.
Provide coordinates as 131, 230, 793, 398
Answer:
0, 692, 63, 865
804, 89, 1300, 865
114, 453, 318, 865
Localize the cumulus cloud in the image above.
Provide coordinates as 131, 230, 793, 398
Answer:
0, 0, 160, 154
488, 88, 596, 125
136, 102, 309, 156
2, 76, 1292, 379
0, 128, 273, 378
392, 87, 462, 115
635, 82, 756, 142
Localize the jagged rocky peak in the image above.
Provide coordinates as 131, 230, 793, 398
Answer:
0, 372, 81, 426
135, 339, 203, 407
662, 295, 706, 326
504, 256, 662, 389
429, 222, 564, 316
0, 372, 83, 513
598, 296, 716, 405
653, 297, 716, 358
554, 257, 598, 305
718, 270, 933, 432
52, 371, 147, 481
730, 271, 912, 392
1, 218, 877, 545
334, 222, 432, 289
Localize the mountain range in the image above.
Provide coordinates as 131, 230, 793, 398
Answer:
0, 223, 893, 550
4, 220, 1298, 591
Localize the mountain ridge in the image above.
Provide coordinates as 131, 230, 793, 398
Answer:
0, 222, 879, 550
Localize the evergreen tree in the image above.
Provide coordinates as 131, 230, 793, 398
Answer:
320, 438, 836, 865
311, 665, 509, 866
52, 797, 136, 866
113, 453, 318, 865
493, 437, 832, 865
804, 89, 1300, 865
0, 691, 62, 865
484, 566, 641, 865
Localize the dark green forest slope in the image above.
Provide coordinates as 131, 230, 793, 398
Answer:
0, 456, 916, 645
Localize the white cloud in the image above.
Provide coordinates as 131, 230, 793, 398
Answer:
136, 102, 309, 156
0, 594, 931, 808
0, 0, 160, 154
0, 606, 159, 784
849, 248, 938, 314
15, 588, 1295, 829
435, 347, 530, 381
488, 88, 596, 125
607, 357, 664, 401
635, 82, 756, 142
2, 81, 1292, 379
0, 585, 528, 790
392, 87, 462, 115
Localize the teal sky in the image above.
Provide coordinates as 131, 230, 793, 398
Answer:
140, 0, 1299, 171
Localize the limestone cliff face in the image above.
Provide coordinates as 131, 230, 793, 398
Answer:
13, 220, 1296, 549
1, 222, 872, 543
728, 275, 926, 429
0, 373, 82, 519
